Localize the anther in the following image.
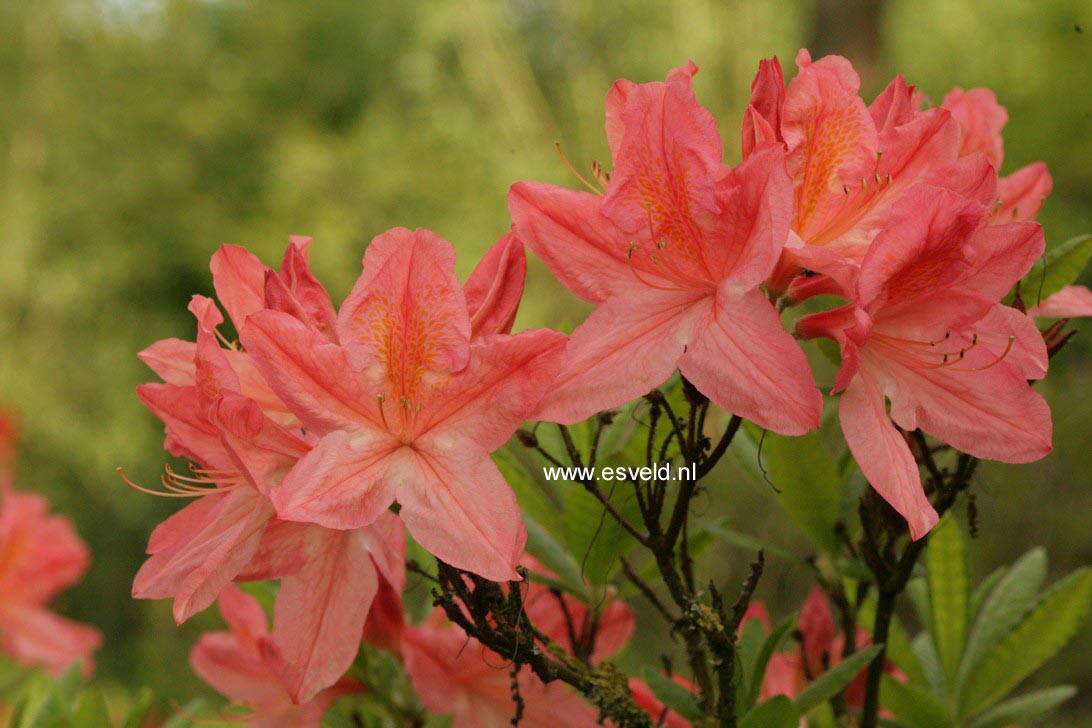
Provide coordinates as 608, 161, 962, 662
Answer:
555, 142, 602, 195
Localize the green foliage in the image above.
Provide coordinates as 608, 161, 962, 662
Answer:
794, 645, 883, 715
739, 695, 799, 728
879, 545, 1090, 727
733, 424, 843, 554
1015, 234, 1092, 307
741, 615, 795, 712
926, 514, 969, 688
638, 667, 704, 722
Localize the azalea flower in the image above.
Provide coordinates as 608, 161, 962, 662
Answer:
0, 483, 101, 676
402, 608, 601, 728
742, 51, 994, 298
191, 584, 359, 727
743, 590, 901, 711
132, 239, 406, 702
247, 227, 565, 581
509, 62, 822, 434
797, 185, 1051, 538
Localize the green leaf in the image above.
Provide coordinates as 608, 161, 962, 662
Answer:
740, 695, 800, 728
879, 674, 953, 728
911, 633, 947, 700
71, 689, 112, 728
522, 516, 587, 598
638, 667, 703, 722
925, 514, 967, 688
734, 425, 842, 554
561, 469, 641, 586
968, 565, 1008, 621
1016, 233, 1092, 307
793, 644, 883, 715
965, 686, 1077, 728
959, 567, 1092, 717
703, 523, 798, 564
745, 615, 795, 711
957, 548, 1046, 692
495, 446, 565, 537
120, 688, 154, 728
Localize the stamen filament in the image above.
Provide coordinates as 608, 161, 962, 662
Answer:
555, 142, 602, 195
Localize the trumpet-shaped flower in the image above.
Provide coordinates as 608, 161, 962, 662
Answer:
509, 63, 821, 433
402, 609, 600, 728
797, 185, 1051, 538
0, 484, 101, 676
244, 228, 565, 581
191, 584, 359, 727
743, 51, 997, 297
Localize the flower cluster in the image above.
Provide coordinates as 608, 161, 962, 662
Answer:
127, 49, 1088, 724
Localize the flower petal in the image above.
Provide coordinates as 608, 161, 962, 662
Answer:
397, 449, 526, 582
210, 244, 269, 332
994, 162, 1051, 223
273, 528, 379, 703
532, 288, 703, 425
680, 287, 822, 435
839, 369, 938, 540
464, 233, 526, 337
508, 181, 634, 303
1029, 284, 1092, 319
210, 392, 310, 497
0, 606, 101, 678
942, 86, 1007, 167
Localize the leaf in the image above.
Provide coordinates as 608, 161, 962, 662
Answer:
965, 686, 1077, 728
703, 523, 798, 563
911, 633, 947, 700
740, 695, 800, 728
745, 615, 795, 711
958, 567, 1092, 717
638, 667, 703, 722
71, 688, 112, 728
968, 565, 1008, 621
121, 688, 154, 728
925, 514, 967, 688
734, 424, 843, 554
957, 548, 1046, 692
879, 675, 953, 728
793, 644, 883, 715
495, 445, 565, 537
561, 468, 642, 586
1017, 233, 1092, 306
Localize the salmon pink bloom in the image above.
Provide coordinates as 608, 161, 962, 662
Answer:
191, 584, 359, 727
1029, 285, 1092, 319
941, 86, 1054, 226
743, 51, 996, 297
403, 608, 600, 728
244, 228, 566, 581
509, 63, 822, 433
797, 185, 1051, 538
0, 484, 101, 676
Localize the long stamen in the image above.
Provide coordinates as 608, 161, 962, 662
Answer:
213, 327, 239, 351
555, 142, 602, 195
953, 335, 1016, 372
377, 393, 390, 430
118, 465, 244, 498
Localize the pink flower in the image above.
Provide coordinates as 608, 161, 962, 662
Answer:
509, 62, 821, 434
191, 584, 359, 727
1029, 285, 1092, 319
246, 228, 565, 581
797, 185, 1051, 538
0, 484, 101, 676
744, 51, 987, 290
132, 239, 407, 702
403, 609, 601, 728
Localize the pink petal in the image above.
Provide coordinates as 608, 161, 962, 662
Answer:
1029, 285, 1092, 318
0, 488, 90, 604
133, 488, 273, 623
799, 588, 836, 677
397, 449, 526, 582
138, 338, 197, 385
839, 370, 938, 540
242, 309, 380, 436
210, 392, 310, 497
601, 77, 722, 280
761, 652, 804, 701
742, 56, 786, 159
706, 144, 794, 288
137, 383, 235, 472
532, 288, 704, 425
508, 181, 634, 304
417, 329, 566, 453
0, 606, 101, 678
963, 220, 1045, 301
271, 430, 399, 530
882, 345, 1052, 466
336, 227, 470, 377
679, 287, 822, 436
274, 238, 338, 342
210, 244, 270, 332
605, 78, 637, 162
629, 677, 695, 728
273, 528, 379, 703
994, 162, 1051, 223
464, 233, 526, 337
942, 87, 1008, 168
870, 75, 917, 132
218, 583, 270, 642
235, 520, 314, 581
973, 303, 1048, 380
354, 510, 406, 595
190, 632, 286, 708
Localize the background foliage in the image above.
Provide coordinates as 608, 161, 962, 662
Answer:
0, 0, 1088, 722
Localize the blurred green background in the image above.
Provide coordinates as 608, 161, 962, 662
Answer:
0, 0, 1088, 723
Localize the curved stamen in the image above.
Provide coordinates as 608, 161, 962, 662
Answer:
555, 142, 603, 195
950, 335, 1016, 372
118, 465, 245, 498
